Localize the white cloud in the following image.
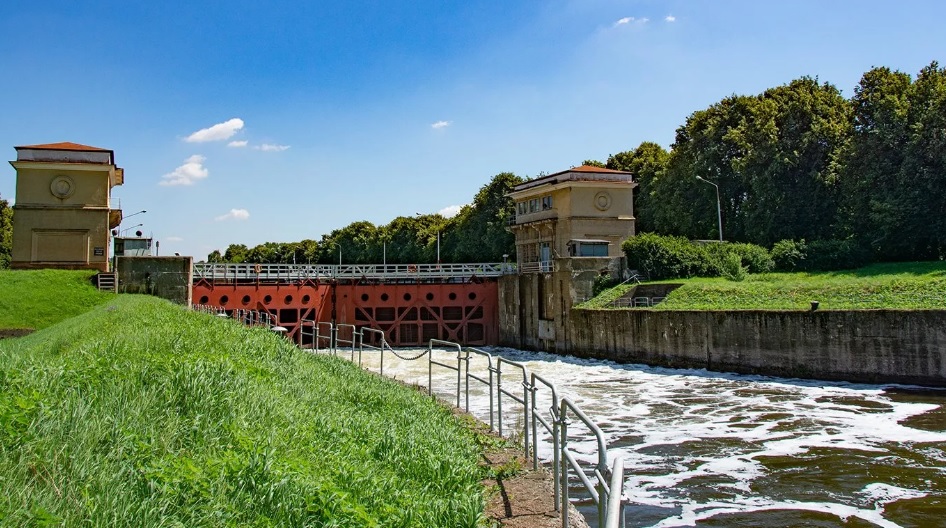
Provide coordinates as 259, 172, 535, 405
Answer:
614, 16, 649, 27
165, 236, 184, 242
255, 143, 290, 152
227, 140, 248, 148
160, 155, 209, 186
438, 205, 463, 218
431, 120, 451, 130
215, 208, 250, 221
665, 15, 676, 22
185, 118, 245, 143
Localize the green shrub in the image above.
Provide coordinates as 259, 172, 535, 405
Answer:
720, 253, 748, 281
623, 234, 772, 280
623, 233, 713, 280
729, 243, 775, 273
771, 239, 808, 271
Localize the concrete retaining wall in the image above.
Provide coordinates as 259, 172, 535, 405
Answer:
566, 309, 946, 387
116, 256, 193, 306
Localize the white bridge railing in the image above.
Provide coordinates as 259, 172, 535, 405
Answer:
193, 262, 513, 282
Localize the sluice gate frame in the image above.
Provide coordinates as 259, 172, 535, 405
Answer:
192, 262, 506, 346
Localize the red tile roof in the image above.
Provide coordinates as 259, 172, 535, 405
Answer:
567, 164, 633, 174
15, 142, 111, 152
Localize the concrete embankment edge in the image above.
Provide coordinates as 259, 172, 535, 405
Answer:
562, 309, 946, 387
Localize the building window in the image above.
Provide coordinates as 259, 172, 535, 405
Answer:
542, 195, 553, 210
529, 199, 539, 213
568, 240, 610, 257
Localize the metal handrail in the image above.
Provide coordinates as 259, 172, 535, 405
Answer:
604, 457, 626, 528
360, 327, 390, 375
560, 397, 611, 526
193, 262, 507, 282
496, 357, 531, 460
464, 347, 495, 431
276, 320, 627, 528
531, 372, 561, 506
428, 339, 465, 409
336, 324, 359, 364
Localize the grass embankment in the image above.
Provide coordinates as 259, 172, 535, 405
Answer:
0, 294, 487, 527
0, 269, 115, 331
583, 261, 946, 310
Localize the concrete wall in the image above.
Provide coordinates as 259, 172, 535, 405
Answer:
116, 256, 193, 306
563, 309, 946, 386
499, 256, 623, 351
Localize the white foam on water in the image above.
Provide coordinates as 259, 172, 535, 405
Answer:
343, 346, 946, 526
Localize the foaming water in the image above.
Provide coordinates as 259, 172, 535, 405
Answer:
347, 346, 946, 527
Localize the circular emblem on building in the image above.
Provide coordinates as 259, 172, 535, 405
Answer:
593, 191, 612, 211
50, 175, 76, 199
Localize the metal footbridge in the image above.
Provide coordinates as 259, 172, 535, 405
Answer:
193, 262, 510, 283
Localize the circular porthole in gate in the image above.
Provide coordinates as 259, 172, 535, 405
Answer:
426, 292, 434, 301
264, 295, 272, 304
302, 294, 311, 304
403, 293, 412, 301
468, 292, 477, 300
242, 295, 251, 306
285, 295, 293, 304
361, 293, 369, 302
219, 295, 229, 305
380, 293, 389, 302
448, 292, 457, 301
199, 295, 209, 304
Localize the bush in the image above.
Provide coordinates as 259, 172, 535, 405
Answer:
622, 233, 713, 280
720, 253, 748, 281
771, 238, 872, 272
623, 234, 774, 280
771, 239, 807, 271
729, 243, 775, 273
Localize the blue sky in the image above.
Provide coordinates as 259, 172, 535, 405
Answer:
2, 1, 944, 260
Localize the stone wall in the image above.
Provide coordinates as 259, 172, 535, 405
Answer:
565, 309, 946, 387
116, 256, 193, 306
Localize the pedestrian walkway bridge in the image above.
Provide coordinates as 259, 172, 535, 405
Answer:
193, 262, 510, 284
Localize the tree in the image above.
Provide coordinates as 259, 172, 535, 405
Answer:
0, 194, 12, 268
606, 142, 670, 234
222, 244, 250, 263
582, 159, 606, 168
651, 78, 851, 246
445, 172, 523, 262
839, 66, 913, 258
317, 221, 380, 264
840, 62, 946, 260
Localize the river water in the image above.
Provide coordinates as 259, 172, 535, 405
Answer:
346, 346, 946, 527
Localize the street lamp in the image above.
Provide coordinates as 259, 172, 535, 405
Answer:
120, 223, 143, 236
123, 210, 146, 223
695, 176, 723, 242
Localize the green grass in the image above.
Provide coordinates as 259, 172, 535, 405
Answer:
0, 296, 486, 527
0, 269, 115, 330
582, 261, 946, 311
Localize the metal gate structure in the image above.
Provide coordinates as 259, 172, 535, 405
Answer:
192, 262, 504, 346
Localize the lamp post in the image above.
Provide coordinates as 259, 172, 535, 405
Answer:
695, 176, 723, 242
120, 223, 143, 236
122, 210, 146, 223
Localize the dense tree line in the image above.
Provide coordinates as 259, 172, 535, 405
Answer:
592, 62, 946, 262
0, 194, 12, 269
208, 173, 523, 264
211, 62, 944, 265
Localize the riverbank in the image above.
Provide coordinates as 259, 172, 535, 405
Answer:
0, 295, 490, 526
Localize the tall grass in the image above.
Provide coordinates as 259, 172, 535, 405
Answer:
0, 296, 485, 527
0, 269, 114, 330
